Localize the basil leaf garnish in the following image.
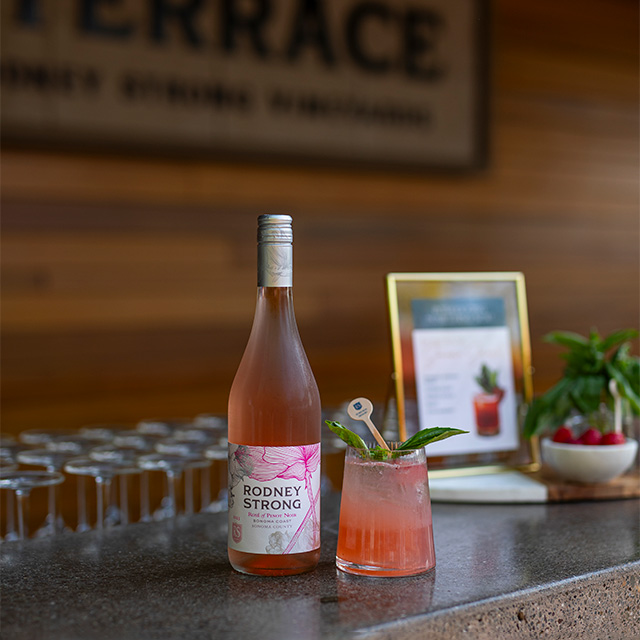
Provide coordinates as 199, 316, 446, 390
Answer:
325, 420, 369, 452
396, 427, 469, 451
325, 420, 467, 460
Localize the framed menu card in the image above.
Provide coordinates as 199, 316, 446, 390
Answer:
386, 272, 538, 473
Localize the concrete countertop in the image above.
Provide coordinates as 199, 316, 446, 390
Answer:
1, 494, 639, 639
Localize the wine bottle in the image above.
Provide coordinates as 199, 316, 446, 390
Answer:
227, 214, 321, 576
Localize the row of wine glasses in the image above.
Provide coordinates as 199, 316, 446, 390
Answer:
0, 414, 229, 541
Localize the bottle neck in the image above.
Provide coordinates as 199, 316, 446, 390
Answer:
258, 242, 293, 288
250, 287, 299, 352
255, 286, 295, 317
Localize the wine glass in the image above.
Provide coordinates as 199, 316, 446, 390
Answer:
111, 432, 158, 522
19, 429, 79, 446
0, 434, 18, 454
0, 458, 18, 541
18, 429, 78, 448
193, 413, 228, 438
114, 430, 163, 450
45, 435, 94, 455
79, 424, 127, 443
1, 439, 28, 541
89, 445, 144, 526
169, 425, 227, 512
204, 444, 228, 513
41, 434, 103, 532
89, 444, 140, 464
170, 429, 222, 514
40, 435, 95, 532
137, 453, 210, 520
136, 418, 192, 438
0, 437, 33, 464
63, 459, 141, 530
15, 449, 78, 535
155, 440, 215, 515
0, 471, 65, 541
0, 456, 17, 472
172, 427, 219, 445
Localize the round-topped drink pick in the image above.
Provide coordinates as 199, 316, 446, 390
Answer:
347, 398, 390, 451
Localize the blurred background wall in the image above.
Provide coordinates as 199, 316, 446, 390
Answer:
1, 0, 638, 435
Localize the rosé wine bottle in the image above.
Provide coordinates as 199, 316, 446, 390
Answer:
227, 214, 321, 576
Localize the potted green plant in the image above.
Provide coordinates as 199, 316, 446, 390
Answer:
524, 328, 639, 442
524, 329, 639, 484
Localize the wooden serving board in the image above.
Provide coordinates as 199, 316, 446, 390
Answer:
524, 468, 640, 503
428, 469, 640, 504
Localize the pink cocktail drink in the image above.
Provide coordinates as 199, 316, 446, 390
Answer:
336, 447, 435, 577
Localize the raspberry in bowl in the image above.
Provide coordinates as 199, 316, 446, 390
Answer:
542, 425, 638, 484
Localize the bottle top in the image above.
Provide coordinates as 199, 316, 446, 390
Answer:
258, 214, 293, 245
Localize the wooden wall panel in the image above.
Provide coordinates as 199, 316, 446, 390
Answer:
1, 0, 638, 435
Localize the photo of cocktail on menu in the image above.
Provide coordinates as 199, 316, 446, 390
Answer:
409, 299, 519, 458
473, 364, 505, 437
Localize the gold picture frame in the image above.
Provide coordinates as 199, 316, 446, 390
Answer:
386, 272, 539, 474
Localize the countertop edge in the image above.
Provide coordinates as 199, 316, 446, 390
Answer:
350, 560, 640, 640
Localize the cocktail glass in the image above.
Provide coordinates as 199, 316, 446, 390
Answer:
336, 445, 436, 577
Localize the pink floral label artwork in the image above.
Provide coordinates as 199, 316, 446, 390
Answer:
228, 443, 321, 554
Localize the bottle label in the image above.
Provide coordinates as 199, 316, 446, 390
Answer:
228, 443, 320, 554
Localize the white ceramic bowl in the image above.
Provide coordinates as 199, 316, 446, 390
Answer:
541, 437, 638, 484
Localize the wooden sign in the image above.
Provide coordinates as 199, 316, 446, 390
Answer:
1, 0, 489, 169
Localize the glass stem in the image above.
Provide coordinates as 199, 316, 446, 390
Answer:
167, 470, 179, 519
218, 460, 227, 502
16, 489, 29, 540
119, 476, 129, 526
96, 477, 104, 531
184, 469, 193, 516
140, 471, 150, 522
77, 476, 89, 532
200, 467, 211, 512
47, 485, 56, 531
6, 490, 16, 538
44, 463, 64, 535
104, 478, 114, 527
